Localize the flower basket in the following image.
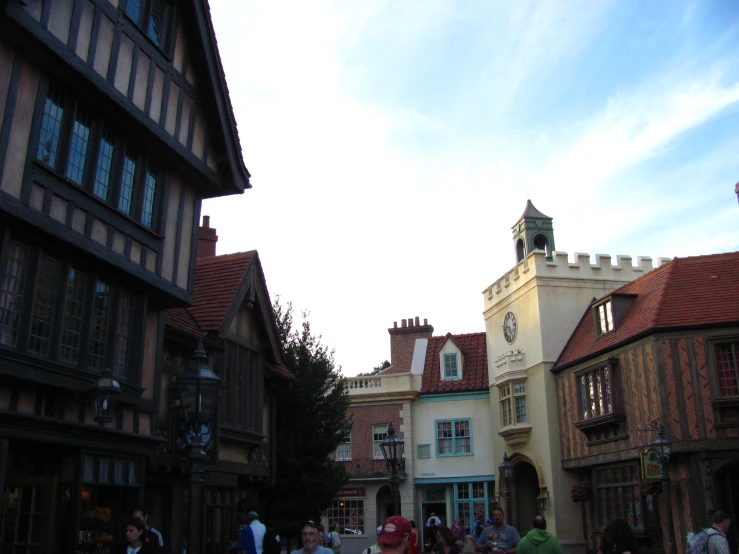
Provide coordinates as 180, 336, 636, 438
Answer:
641, 480, 662, 496
570, 483, 592, 503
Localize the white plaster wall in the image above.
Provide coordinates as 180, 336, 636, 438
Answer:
412, 397, 494, 479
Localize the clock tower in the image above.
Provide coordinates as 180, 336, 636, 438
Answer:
512, 200, 556, 262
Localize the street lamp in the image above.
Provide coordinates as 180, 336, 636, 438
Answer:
652, 426, 675, 554
91, 368, 122, 423
498, 452, 513, 524
380, 422, 405, 516
536, 489, 549, 515
176, 341, 221, 554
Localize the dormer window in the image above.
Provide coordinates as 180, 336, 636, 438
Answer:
596, 300, 614, 335
444, 354, 459, 380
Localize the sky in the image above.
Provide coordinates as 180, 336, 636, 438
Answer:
203, 0, 739, 377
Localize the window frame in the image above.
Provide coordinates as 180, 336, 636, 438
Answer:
435, 418, 473, 457
499, 381, 527, 428
575, 360, 622, 422
122, 0, 174, 52
443, 353, 460, 380
453, 481, 495, 536
592, 463, 658, 531
328, 498, 365, 536
33, 82, 164, 234
336, 432, 352, 461
417, 444, 431, 459
594, 299, 615, 336
219, 342, 262, 437
372, 424, 388, 459
0, 233, 142, 383
712, 339, 739, 398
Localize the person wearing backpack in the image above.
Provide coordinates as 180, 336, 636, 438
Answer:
706, 511, 732, 554
326, 523, 341, 554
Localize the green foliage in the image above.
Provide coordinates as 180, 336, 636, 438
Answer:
356, 359, 390, 376
261, 297, 351, 545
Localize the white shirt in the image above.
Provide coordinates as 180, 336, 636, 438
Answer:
251, 519, 267, 554
426, 516, 441, 527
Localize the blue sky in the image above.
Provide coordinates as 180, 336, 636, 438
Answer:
204, 0, 739, 376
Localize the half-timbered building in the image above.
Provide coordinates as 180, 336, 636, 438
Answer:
156, 218, 294, 554
0, 0, 249, 551
553, 251, 739, 554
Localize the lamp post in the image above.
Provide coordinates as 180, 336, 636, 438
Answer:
652, 426, 675, 554
176, 341, 221, 554
90, 368, 122, 423
380, 422, 405, 516
498, 453, 513, 524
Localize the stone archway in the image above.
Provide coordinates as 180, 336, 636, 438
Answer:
513, 460, 540, 531
377, 484, 398, 523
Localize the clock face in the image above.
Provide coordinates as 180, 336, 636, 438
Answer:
503, 311, 517, 344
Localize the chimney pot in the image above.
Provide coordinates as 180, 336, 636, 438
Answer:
424, 318, 428, 325
408, 317, 413, 327
393, 321, 398, 328
402, 319, 407, 328
203, 215, 210, 228
415, 316, 420, 326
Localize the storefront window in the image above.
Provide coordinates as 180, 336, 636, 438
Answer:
454, 481, 494, 535
329, 499, 365, 535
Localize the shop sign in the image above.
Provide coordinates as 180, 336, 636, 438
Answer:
339, 487, 366, 497
641, 448, 664, 480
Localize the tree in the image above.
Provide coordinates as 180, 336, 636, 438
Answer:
356, 359, 390, 376
261, 298, 351, 546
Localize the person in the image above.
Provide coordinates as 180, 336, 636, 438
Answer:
248, 511, 267, 554
131, 507, 163, 554
517, 516, 563, 554
599, 519, 638, 554
433, 526, 463, 554
237, 512, 256, 554
366, 526, 383, 554
451, 519, 466, 548
474, 508, 521, 554
326, 523, 342, 554
474, 517, 484, 540
410, 521, 421, 554
427, 513, 442, 551
707, 511, 732, 554
263, 523, 282, 554
116, 519, 158, 554
379, 516, 412, 554
291, 521, 333, 554
318, 525, 326, 547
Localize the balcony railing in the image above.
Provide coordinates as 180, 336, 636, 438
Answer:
337, 457, 407, 479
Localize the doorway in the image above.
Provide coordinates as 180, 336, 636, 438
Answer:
513, 462, 539, 531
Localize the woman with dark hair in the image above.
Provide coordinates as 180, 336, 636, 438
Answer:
599, 519, 638, 554
409, 521, 420, 554
433, 526, 463, 554
116, 519, 158, 554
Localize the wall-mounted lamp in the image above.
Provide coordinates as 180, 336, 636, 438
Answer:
91, 368, 121, 423
536, 489, 549, 514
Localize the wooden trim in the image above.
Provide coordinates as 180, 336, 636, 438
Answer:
155, 171, 169, 276
40, 0, 53, 28
173, 84, 184, 141
0, 193, 192, 306
186, 99, 196, 151
19, 75, 49, 207
68, 0, 85, 53
158, 72, 171, 127
87, 5, 103, 70
151, 310, 166, 432
187, 197, 201, 291
127, 45, 140, 101
144, 59, 157, 116
171, 183, 185, 286
107, 17, 124, 83
0, 54, 23, 183
670, 339, 690, 441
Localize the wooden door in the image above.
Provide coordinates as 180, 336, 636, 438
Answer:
0, 476, 57, 554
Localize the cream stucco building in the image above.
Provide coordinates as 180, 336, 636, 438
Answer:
482, 201, 663, 553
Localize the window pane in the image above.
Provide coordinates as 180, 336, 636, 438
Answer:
65, 108, 91, 184
329, 499, 364, 535
457, 483, 470, 500
118, 151, 137, 215
88, 280, 111, 369
373, 424, 388, 458
147, 0, 167, 45
0, 241, 29, 346
501, 398, 512, 427
112, 292, 134, 379
27, 255, 60, 355
515, 396, 527, 423
93, 130, 115, 201
36, 86, 65, 167
125, 0, 141, 21
716, 343, 739, 396
141, 168, 157, 228
60, 268, 88, 364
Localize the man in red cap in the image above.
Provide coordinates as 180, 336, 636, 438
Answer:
379, 516, 412, 554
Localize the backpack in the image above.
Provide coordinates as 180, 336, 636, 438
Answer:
263, 528, 281, 554
687, 529, 718, 554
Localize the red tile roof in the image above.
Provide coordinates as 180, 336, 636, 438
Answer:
188, 251, 255, 332
165, 307, 205, 339
554, 251, 739, 370
421, 332, 488, 393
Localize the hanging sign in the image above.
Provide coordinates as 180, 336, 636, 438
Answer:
641, 448, 664, 481
339, 487, 366, 497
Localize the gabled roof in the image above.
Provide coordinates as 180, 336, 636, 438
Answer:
166, 250, 294, 380
421, 332, 488, 393
553, 251, 739, 371
188, 0, 251, 195
165, 307, 205, 339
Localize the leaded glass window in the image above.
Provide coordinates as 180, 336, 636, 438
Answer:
27, 254, 60, 355
0, 241, 29, 346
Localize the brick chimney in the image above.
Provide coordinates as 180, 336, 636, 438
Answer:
388, 317, 433, 372
197, 215, 218, 259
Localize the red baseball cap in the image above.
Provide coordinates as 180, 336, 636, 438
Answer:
378, 516, 411, 547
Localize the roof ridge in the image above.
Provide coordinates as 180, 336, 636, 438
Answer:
431, 331, 486, 339
197, 250, 256, 265
649, 257, 678, 328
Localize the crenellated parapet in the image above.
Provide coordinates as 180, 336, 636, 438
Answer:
483, 250, 670, 309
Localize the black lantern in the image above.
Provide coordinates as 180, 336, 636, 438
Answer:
652, 425, 675, 554
652, 426, 671, 464
536, 489, 549, 514
91, 368, 122, 423
176, 341, 221, 435
498, 452, 513, 524
380, 422, 405, 465
380, 422, 405, 516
